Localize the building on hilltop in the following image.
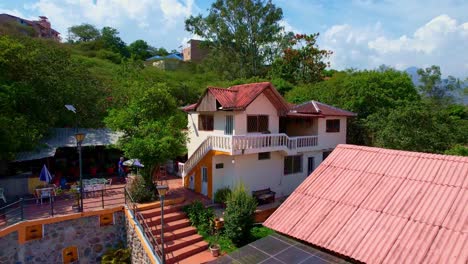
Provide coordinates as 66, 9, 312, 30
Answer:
182, 39, 209, 62
0, 14, 60, 41
179, 82, 356, 199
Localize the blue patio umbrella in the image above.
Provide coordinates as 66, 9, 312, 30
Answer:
39, 164, 53, 183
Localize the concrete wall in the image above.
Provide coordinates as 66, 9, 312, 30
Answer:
317, 117, 347, 150
212, 150, 323, 198
187, 111, 238, 157
235, 93, 280, 135
0, 211, 126, 263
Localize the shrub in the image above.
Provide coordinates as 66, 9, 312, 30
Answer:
183, 200, 215, 235
214, 187, 231, 205
101, 247, 131, 264
223, 184, 257, 246
128, 175, 156, 203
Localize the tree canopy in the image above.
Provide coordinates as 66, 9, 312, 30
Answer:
185, 0, 285, 78
68, 23, 101, 42
0, 36, 106, 159
105, 84, 187, 178
270, 33, 332, 84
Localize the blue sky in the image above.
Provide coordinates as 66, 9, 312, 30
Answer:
1, 0, 467, 77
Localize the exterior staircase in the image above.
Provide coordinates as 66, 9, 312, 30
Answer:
139, 203, 209, 264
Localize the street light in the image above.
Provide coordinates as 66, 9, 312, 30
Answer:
156, 185, 169, 264
75, 133, 86, 212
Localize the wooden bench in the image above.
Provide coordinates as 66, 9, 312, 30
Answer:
252, 188, 276, 205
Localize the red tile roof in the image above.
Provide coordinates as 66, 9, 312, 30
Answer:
289, 101, 357, 117
182, 82, 355, 117
264, 144, 468, 264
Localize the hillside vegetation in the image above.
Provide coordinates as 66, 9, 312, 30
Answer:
0, 0, 467, 162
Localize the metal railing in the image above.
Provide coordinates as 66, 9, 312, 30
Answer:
0, 186, 125, 230
124, 188, 164, 261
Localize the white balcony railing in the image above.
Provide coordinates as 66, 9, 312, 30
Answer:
180, 134, 318, 178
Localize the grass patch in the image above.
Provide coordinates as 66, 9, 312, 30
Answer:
250, 226, 275, 241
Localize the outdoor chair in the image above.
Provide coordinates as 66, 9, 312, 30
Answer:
0, 187, 6, 203
38, 188, 54, 204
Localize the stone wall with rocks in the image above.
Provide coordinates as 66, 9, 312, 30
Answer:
126, 214, 153, 264
0, 212, 126, 263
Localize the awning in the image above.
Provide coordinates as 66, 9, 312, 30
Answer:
15, 128, 123, 162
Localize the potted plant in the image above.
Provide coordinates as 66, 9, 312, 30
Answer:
209, 242, 220, 257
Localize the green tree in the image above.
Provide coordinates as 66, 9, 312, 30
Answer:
223, 184, 257, 246
0, 36, 106, 159
445, 145, 468, 156
270, 33, 332, 84
101, 27, 129, 58
366, 102, 467, 153
128, 39, 152, 60
285, 68, 420, 145
185, 0, 285, 78
105, 84, 187, 180
68, 23, 101, 42
417, 65, 461, 104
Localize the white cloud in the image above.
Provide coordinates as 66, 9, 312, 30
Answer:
279, 19, 300, 33
0, 8, 36, 20
320, 14, 468, 77
368, 15, 464, 54
24, 0, 197, 48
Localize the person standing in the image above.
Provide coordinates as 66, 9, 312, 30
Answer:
118, 157, 125, 178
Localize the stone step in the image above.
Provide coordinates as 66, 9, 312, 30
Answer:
155, 226, 198, 244
164, 233, 205, 253
165, 240, 209, 264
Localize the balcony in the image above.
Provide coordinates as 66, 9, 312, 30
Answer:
179, 134, 318, 177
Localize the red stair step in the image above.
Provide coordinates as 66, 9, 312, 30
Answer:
144, 211, 186, 225
140, 204, 185, 218
165, 240, 209, 264
150, 218, 191, 233
156, 226, 198, 244
164, 234, 204, 253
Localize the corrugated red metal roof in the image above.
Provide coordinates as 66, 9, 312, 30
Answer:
264, 144, 468, 264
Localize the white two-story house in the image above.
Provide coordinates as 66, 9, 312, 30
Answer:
179, 82, 356, 199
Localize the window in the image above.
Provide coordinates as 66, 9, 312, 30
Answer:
198, 115, 214, 131
247, 115, 269, 133
284, 155, 302, 175
215, 163, 224, 169
258, 152, 271, 160
322, 151, 332, 161
326, 119, 340, 132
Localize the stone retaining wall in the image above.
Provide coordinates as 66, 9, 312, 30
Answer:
0, 212, 126, 263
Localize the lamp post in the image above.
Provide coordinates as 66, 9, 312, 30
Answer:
75, 133, 86, 212
156, 185, 169, 264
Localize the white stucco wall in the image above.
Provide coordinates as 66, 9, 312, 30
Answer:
317, 117, 347, 150
211, 150, 324, 199
186, 111, 238, 157
234, 93, 280, 135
